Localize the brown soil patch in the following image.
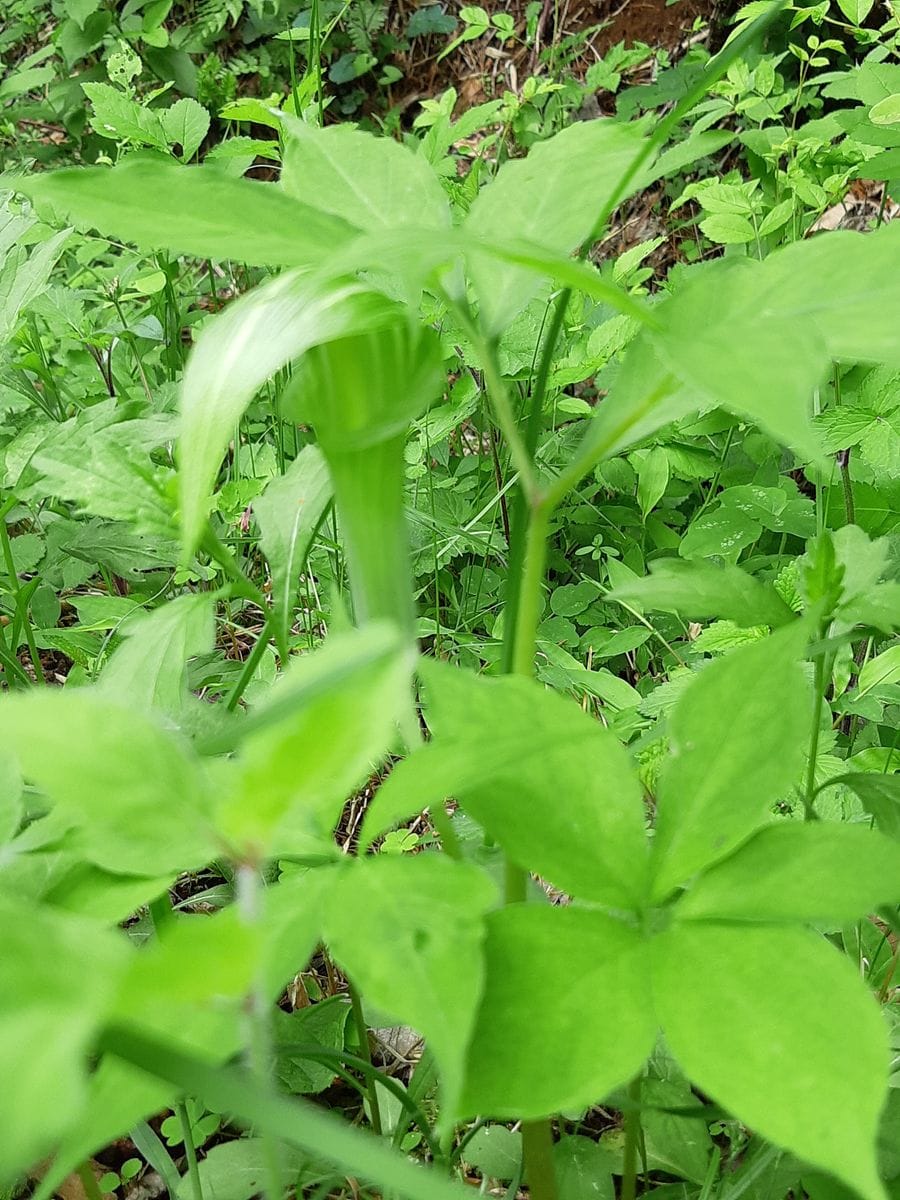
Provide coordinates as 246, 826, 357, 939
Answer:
585, 0, 720, 53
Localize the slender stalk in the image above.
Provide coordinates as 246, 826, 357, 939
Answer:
236, 864, 283, 1200
226, 618, 278, 712
177, 1100, 205, 1200
349, 982, 383, 1136
76, 1164, 104, 1200
0, 500, 44, 685
802, 641, 831, 821
620, 1075, 643, 1200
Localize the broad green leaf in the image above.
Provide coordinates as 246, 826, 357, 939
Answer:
216, 625, 409, 857
677, 822, 900, 922
32, 407, 177, 535
553, 1137, 615, 1200
870, 94, 900, 126
654, 922, 888, 1200
161, 97, 210, 160
637, 445, 669, 517
650, 260, 825, 459
699, 213, 756, 244
99, 593, 216, 719
177, 1139, 326, 1200
274, 996, 350, 1095
11, 161, 355, 268
0, 226, 71, 342
859, 644, 900, 695
40, 870, 328, 1198
255, 446, 333, 653
419, 659, 650, 908
825, 773, 900, 840
767, 224, 900, 365
179, 270, 393, 556
0, 897, 127, 1181
281, 117, 450, 231
82, 82, 168, 149
609, 559, 794, 628
679, 504, 761, 561
460, 905, 655, 1119
323, 854, 496, 1124
463, 119, 646, 332
0, 690, 214, 875
641, 1076, 715, 1184
463, 1126, 522, 1182
838, 0, 875, 21
651, 625, 810, 901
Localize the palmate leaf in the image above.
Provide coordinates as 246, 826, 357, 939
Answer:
575, 222, 900, 470
323, 854, 496, 1126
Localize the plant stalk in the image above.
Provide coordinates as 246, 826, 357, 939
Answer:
236, 863, 283, 1200
349, 981, 383, 1136
176, 1100, 205, 1200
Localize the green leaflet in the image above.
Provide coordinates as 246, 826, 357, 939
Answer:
214, 625, 410, 858
677, 821, 900, 923
462, 118, 647, 333
0, 690, 215, 875
608, 558, 795, 628
418, 659, 649, 909
37, 871, 329, 1200
0, 897, 127, 1181
254, 446, 333, 656
10, 160, 356, 267
281, 116, 451, 231
323, 854, 496, 1127
653, 923, 888, 1200
650, 624, 810, 901
459, 905, 655, 1119
98, 592, 216, 721
649, 259, 826, 460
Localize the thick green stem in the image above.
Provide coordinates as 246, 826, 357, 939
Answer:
522, 1119, 557, 1200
